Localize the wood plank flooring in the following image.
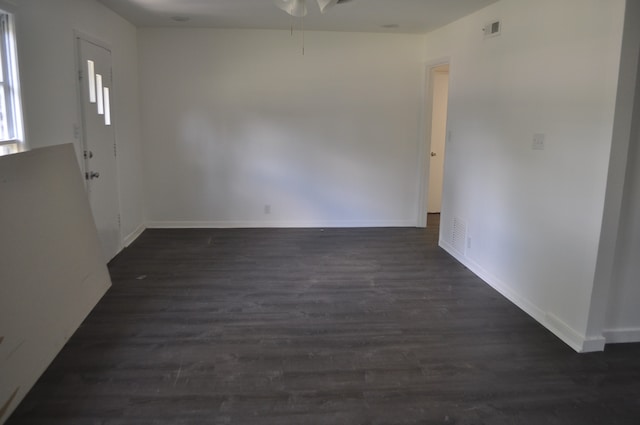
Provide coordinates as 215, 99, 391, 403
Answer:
7, 216, 640, 424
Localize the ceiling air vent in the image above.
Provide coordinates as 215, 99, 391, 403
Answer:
483, 20, 501, 39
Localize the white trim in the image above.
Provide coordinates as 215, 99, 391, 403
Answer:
0, 8, 25, 153
440, 238, 547, 321
123, 224, 145, 247
545, 313, 605, 353
603, 327, 640, 344
439, 238, 605, 353
147, 219, 417, 229
73, 29, 113, 53
415, 64, 429, 228
582, 336, 608, 352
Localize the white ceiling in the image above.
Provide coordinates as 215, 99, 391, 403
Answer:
96, 0, 499, 34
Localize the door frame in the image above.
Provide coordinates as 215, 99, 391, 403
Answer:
74, 30, 122, 258
73, 30, 114, 175
416, 57, 451, 228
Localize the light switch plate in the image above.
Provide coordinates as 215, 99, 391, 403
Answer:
532, 133, 545, 150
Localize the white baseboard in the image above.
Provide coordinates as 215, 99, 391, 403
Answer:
146, 219, 417, 229
439, 239, 547, 321
603, 327, 640, 344
123, 223, 146, 247
545, 312, 605, 353
439, 239, 605, 353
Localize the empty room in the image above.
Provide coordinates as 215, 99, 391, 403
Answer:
1, 0, 640, 423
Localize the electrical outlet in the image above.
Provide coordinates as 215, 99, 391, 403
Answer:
264, 204, 271, 215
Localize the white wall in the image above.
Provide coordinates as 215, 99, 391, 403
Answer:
138, 29, 424, 227
604, 0, 640, 342
605, 101, 640, 341
424, 0, 626, 352
14, 0, 145, 245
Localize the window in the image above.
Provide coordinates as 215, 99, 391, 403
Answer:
0, 9, 23, 157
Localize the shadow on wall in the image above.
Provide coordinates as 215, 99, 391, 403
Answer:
175, 108, 385, 223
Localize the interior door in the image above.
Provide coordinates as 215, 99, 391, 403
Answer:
77, 36, 120, 261
427, 67, 449, 213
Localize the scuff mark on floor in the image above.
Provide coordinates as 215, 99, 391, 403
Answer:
174, 357, 183, 386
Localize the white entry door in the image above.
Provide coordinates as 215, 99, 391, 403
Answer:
77, 36, 120, 261
427, 67, 449, 213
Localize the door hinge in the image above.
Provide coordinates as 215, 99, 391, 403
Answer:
113, 142, 117, 157
78, 69, 83, 81
118, 214, 121, 228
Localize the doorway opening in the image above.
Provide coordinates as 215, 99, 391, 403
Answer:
419, 62, 450, 230
427, 65, 449, 217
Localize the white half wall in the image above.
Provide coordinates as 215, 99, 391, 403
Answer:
138, 29, 424, 227
14, 0, 146, 246
0, 145, 111, 424
424, 0, 626, 352
604, 0, 640, 343
605, 105, 640, 343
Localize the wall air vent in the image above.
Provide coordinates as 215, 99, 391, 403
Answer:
452, 217, 467, 255
483, 20, 501, 39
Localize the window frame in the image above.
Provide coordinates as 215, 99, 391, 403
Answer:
0, 5, 24, 156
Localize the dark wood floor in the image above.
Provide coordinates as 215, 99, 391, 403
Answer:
7, 215, 640, 424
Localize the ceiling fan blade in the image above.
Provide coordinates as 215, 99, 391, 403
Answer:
275, 0, 308, 17
317, 0, 339, 13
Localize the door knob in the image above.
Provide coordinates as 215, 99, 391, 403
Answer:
431, 152, 437, 157
86, 171, 100, 180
